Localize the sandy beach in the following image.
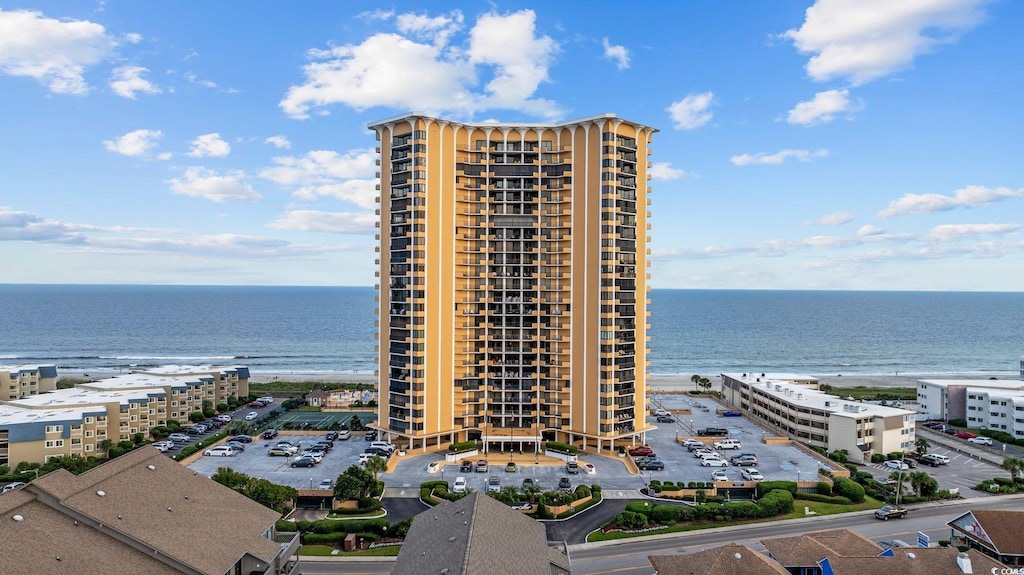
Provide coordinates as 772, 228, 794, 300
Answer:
59, 369, 1003, 392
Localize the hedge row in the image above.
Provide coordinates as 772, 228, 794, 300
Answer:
448, 441, 478, 452
545, 441, 578, 455
794, 492, 852, 505
295, 518, 390, 535
616, 489, 794, 527
755, 480, 797, 498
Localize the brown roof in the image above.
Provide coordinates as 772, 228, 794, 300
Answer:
0, 487, 180, 575
649, 544, 790, 575
762, 529, 881, 566
828, 547, 1005, 575
392, 492, 570, 575
18, 447, 282, 574
950, 509, 1024, 555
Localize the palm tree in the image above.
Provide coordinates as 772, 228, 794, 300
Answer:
699, 377, 712, 393
907, 471, 931, 496
690, 374, 701, 392
364, 455, 387, 480
1001, 456, 1024, 481
914, 437, 930, 457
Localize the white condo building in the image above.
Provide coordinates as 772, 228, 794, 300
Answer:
722, 373, 916, 463
917, 378, 1024, 439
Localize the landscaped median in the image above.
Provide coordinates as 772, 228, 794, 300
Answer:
420, 479, 603, 520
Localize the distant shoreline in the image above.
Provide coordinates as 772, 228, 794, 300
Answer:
59, 369, 1010, 390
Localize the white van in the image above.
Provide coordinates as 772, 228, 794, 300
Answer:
922, 453, 950, 465
713, 439, 742, 450
369, 441, 396, 453
203, 445, 237, 457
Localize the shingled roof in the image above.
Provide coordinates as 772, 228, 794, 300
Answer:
392, 492, 570, 575
762, 529, 881, 566
3, 447, 283, 575
827, 547, 1004, 575
649, 544, 790, 575
947, 509, 1024, 556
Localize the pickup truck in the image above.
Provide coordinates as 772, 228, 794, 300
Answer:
874, 505, 908, 520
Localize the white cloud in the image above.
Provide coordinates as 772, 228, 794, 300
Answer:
268, 210, 377, 234
927, 223, 1020, 242
183, 71, 239, 93
280, 9, 559, 119
0, 206, 84, 243
109, 65, 161, 99
123, 32, 142, 44
156, 152, 172, 161
357, 9, 395, 22
187, 133, 231, 158
649, 162, 685, 180
103, 129, 163, 157
730, 148, 829, 166
396, 10, 463, 46
856, 224, 885, 236
809, 211, 854, 225
787, 89, 861, 126
167, 167, 261, 203
602, 37, 630, 70
666, 92, 714, 130
259, 149, 377, 208
783, 0, 987, 85
265, 135, 292, 149
0, 8, 118, 94
878, 185, 1024, 217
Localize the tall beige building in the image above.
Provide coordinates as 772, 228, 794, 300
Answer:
370, 113, 656, 453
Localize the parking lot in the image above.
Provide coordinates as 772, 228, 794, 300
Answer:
187, 432, 375, 489
643, 394, 825, 485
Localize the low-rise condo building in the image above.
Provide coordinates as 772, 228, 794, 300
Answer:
916, 378, 1024, 425
1, 364, 58, 400
721, 373, 916, 463
0, 365, 250, 466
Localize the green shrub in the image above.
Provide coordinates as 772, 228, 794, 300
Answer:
870, 453, 886, 463
448, 441, 477, 452
758, 489, 794, 515
948, 419, 967, 427
574, 484, 592, 498
756, 480, 797, 498
545, 441, 578, 454
816, 481, 833, 495
276, 519, 297, 532
833, 477, 865, 503
828, 449, 849, 464
886, 452, 903, 460
612, 510, 648, 529
795, 492, 852, 505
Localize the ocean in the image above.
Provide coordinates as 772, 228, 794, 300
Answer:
1, 285, 1021, 378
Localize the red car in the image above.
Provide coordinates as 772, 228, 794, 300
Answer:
249, 401, 264, 407
628, 446, 654, 457
954, 431, 977, 439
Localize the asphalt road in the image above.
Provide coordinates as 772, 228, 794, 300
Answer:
297, 493, 1024, 575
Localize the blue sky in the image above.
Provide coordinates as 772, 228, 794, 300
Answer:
2, 1, 1022, 290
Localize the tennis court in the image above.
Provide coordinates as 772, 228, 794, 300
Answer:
269, 410, 375, 430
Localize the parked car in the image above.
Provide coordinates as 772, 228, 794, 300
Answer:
269, 446, 297, 456
302, 450, 326, 463
968, 437, 994, 446
697, 427, 729, 436
505, 462, 518, 473
336, 430, 351, 440
231, 434, 253, 443
558, 476, 572, 491
487, 476, 501, 493
711, 470, 729, 482
700, 457, 730, 467
290, 456, 316, 468
692, 448, 715, 458
713, 439, 742, 450
203, 446, 237, 457
565, 461, 579, 474
244, 411, 259, 421
325, 431, 338, 441
740, 468, 764, 481
364, 430, 378, 441
722, 410, 743, 417
682, 439, 704, 449
656, 415, 675, 423
942, 426, 957, 435
729, 453, 758, 464
356, 453, 374, 465
460, 460, 474, 473
364, 447, 391, 457
312, 441, 333, 452
1, 482, 27, 495
152, 441, 174, 452
882, 460, 909, 471
215, 414, 232, 423
318, 479, 333, 490
954, 431, 977, 439
248, 401, 265, 408
653, 408, 670, 417
920, 453, 950, 466
522, 478, 536, 489
475, 460, 489, 473
453, 476, 467, 493
258, 396, 274, 404
628, 446, 654, 457
169, 433, 190, 442
225, 441, 246, 451
262, 429, 278, 440
637, 459, 665, 471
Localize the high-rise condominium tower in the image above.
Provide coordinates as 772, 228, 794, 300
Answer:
370, 113, 656, 453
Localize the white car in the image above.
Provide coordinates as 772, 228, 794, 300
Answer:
711, 470, 729, 482
968, 437, 993, 446
258, 396, 274, 404
452, 476, 467, 493
653, 408, 670, 417
700, 456, 729, 467
356, 453, 373, 464
203, 445, 237, 457
427, 461, 442, 474
216, 414, 232, 423
740, 468, 764, 481
244, 411, 259, 421
883, 460, 909, 471
152, 440, 174, 452
713, 439, 742, 450
318, 479, 333, 490
300, 450, 324, 463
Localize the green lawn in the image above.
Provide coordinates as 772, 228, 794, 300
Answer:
828, 386, 916, 401
298, 545, 401, 556
586, 496, 884, 543
250, 381, 371, 394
